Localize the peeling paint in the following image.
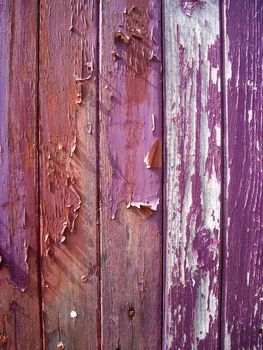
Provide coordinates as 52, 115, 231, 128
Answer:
103, 3, 162, 222
127, 199, 159, 211
144, 139, 162, 169
164, 1, 221, 348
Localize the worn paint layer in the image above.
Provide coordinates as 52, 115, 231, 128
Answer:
102, 2, 162, 218
164, 1, 222, 349
0, 0, 41, 348
100, 0, 163, 349
222, 0, 263, 349
39, 1, 99, 348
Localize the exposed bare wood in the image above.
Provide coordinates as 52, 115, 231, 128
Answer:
99, 1, 163, 348
39, 1, 99, 348
0, 1, 41, 348
164, 1, 222, 348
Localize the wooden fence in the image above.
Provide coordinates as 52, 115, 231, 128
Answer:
0, 0, 262, 349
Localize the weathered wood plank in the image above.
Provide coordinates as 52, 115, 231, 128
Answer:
99, 1, 163, 348
164, 1, 222, 348
222, 1, 263, 348
39, 1, 99, 348
0, 1, 42, 348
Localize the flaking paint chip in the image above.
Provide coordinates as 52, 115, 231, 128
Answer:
131, 28, 143, 39
127, 200, 159, 212
56, 342, 65, 350
144, 139, 162, 168
115, 31, 130, 44
111, 51, 121, 62
0, 335, 8, 346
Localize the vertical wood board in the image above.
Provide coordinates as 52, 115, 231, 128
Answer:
164, 1, 222, 348
0, 1, 41, 349
222, 0, 263, 348
99, 1, 163, 349
39, 1, 99, 348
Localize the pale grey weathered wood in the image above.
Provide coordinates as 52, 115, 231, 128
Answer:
164, 1, 222, 348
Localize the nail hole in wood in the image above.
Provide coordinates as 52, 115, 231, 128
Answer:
128, 306, 135, 319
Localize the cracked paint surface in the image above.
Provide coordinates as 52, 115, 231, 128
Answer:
222, 0, 263, 349
39, 1, 99, 348
164, 1, 221, 349
99, 1, 163, 349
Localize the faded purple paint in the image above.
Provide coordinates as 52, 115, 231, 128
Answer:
0, 1, 42, 348
0, 0, 38, 292
164, 1, 221, 348
100, 1, 163, 349
222, 0, 263, 348
104, 3, 162, 220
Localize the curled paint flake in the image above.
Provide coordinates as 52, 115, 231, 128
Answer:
131, 28, 143, 39
115, 30, 130, 44
130, 6, 138, 12
180, 0, 206, 16
123, 6, 138, 15
127, 199, 159, 212
74, 75, 92, 82
144, 139, 162, 169
69, 13, 74, 32
69, 135, 77, 157
138, 275, 147, 292
56, 342, 65, 350
70, 213, 79, 233
0, 335, 8, 346
85, 122, 92, 134
60, 236, 66, 244
76, 92, 82, 104
152, 114, 155, 132
69, 184, 81, 213
80, 274, 89, 283
150, 26, 157, 44
111, 51, 121, 62
149, 51, 159, 61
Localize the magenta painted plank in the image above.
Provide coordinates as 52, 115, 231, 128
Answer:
99, 1, 163, 348
0, 1, 42, 348
222, 0, 263, 348
164, 1, 222, 348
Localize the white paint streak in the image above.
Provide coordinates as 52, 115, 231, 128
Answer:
224, 321, 231, 350
211, 67, 218, 84
165, 0, 221, 347
248, 110, 253, 123
215, 125, 221, 146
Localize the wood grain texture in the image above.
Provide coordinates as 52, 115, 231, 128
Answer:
99, 1, 162, 349
222, 1, 263, 349
164, 1, 222, 348
0, 1, 41, 348
39, 1, 99, 348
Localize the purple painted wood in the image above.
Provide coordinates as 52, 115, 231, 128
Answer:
164, 1, 222, 348
222, 0, 263, 348
99, 1, 163, 348
0, 1, 42, 348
